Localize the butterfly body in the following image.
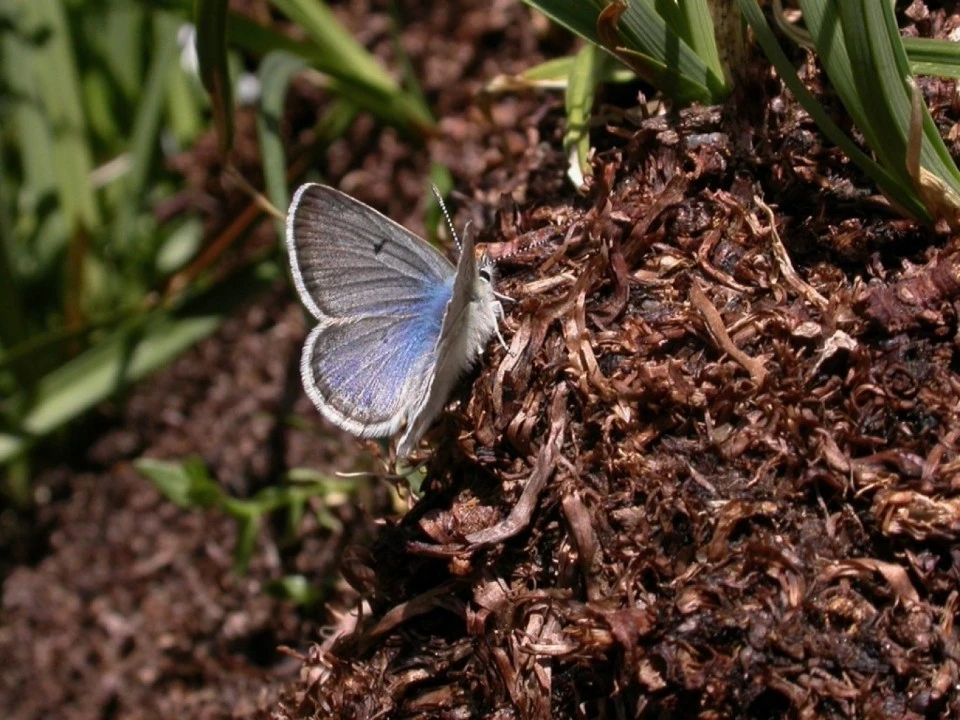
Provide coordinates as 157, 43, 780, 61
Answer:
286, 183, 501, 455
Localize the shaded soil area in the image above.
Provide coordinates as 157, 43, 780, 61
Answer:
4, 1, 960, 719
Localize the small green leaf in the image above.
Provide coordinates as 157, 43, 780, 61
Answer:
232, 513, 260, 574
265, 575, 321, 606
135, 456, 224, 509
155, 217, 204, 275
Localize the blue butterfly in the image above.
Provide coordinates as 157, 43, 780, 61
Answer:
286, 184, 503, 455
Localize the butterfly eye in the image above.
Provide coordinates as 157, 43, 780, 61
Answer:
479, 266, 492, 283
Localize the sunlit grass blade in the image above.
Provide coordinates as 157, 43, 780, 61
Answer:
21, 0, 101, 234
677, 0, 724, 80
486, 55, 636, 93
229, 9, 433, 134
94, 3, 146, 107
268, 0, 394, 94
112, 11, 182, 254
256, 51, 307, 236
266, 0, 433, 133
565, 43, 605, 189
194, 0, 233, 158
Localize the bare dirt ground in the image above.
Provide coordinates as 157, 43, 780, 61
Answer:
3, 1, 960, 719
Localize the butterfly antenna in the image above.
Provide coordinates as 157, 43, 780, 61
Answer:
431, 184, 462, 251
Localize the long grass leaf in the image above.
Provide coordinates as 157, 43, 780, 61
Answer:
229, 10, 432, 133
22, 0, 101, 233
96, 4, 146, 106
812, 1, 901, 172
678, 0, 724, 81
521, 0, 605, 47
905, 37, 960, 80
194, 0, 233, 157
0, 260, 281, 465
112, 12, 182, 253
256, 51, 307, 236
736, 0, 929, 222
870, 2, 960, 188
267, 0, 395, 94
165, 46, 205, 148
565, 43, 604, 188
616, 1, 728, 100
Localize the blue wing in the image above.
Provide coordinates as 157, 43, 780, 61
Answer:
287, 184, 458, 437
300, 277, 454, 436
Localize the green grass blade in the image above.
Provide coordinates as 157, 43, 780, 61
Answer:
2, 22, 58, 212
112, 11, 182, 253
136, 456, 224, 509
0, 260, 281, 465
524, 0, 728, 104
230, 9, 433, 133
21, 0, 101, 234
267, 0, 396, 95
616, 0, 728, 100
678, 0, 724, 80
803, 0, 900, 173
565, 43, 605, 188
736, 0, 929, 222
486, 55, 636, 92
256, 51, 307, 236
612, 46, 714, 104
521, 0, 605, 47
905, 37, 960, 80
164, 48, 205, 148
870, 3, 960, 187
194, 0, 233, 157
800, 0, 960, 218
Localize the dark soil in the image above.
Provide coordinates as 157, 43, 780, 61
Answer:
4, 1, 960, 719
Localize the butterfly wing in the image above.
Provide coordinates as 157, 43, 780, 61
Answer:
287, 184, 456, 438
287, 184, 454, 321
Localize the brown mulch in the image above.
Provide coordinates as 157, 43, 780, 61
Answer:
4, 1, 960, 719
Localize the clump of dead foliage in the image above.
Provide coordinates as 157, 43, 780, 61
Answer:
271, 83, 960, 719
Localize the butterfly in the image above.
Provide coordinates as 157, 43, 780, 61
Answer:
286, 184, 503, 456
